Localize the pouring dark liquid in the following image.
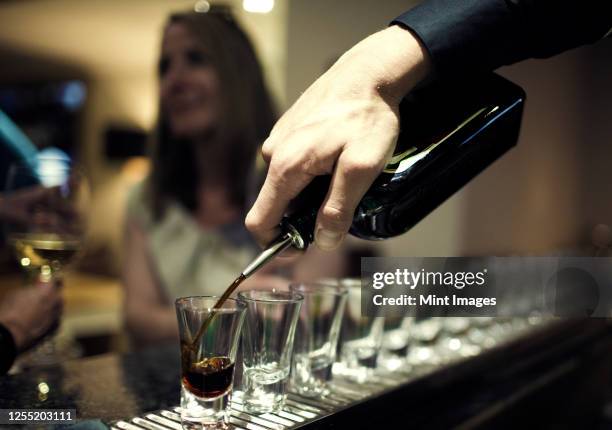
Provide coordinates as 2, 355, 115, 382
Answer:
188, 72, 525, 352
188, 274, 246, 351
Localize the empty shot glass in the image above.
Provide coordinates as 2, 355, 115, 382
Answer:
238, 289, 303, 413
290, 282, 348, 397
379, 313, 414, 372
334, 278, 385, 383
176, 296, 246, 429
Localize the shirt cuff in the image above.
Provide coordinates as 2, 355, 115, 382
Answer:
391, 0, 523, 77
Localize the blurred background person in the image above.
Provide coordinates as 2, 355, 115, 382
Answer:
122, 8, 346, 347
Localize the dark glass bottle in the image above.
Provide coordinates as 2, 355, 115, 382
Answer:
282, 73, 526, 247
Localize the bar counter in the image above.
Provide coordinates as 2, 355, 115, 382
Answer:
1, 319, 611, 429
0, 345, 180, 423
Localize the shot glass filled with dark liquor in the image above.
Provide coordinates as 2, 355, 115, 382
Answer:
175, 297, 246, 429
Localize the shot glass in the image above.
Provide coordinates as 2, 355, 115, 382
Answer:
379, 313, 414, 372
290, 282, 348, 397
335, 278, 385, 383
176, 296, 246, 429
238, 290, 303, 413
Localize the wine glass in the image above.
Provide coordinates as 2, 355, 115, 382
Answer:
3, 152, 89, 367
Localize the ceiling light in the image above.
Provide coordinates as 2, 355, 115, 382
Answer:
243, 0, 274, 14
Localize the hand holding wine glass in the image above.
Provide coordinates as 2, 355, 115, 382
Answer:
2, 154, 89, 367
0, 185, 74, 226
3, 157, 88, 280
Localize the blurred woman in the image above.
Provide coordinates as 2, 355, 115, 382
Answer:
123, 8, 345, 346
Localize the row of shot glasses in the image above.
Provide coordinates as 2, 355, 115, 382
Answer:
175, 278, 545, 429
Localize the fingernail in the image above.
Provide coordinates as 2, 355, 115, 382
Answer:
315, 228, 344, 251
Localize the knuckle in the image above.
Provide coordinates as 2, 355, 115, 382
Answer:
245, 210, 263, 232
271, 160, 293, 180
342, 157, 382, 175
261, 138, 274, 160
300, 152, 324, 176
319, 204, 352, 229
271, 152, 303, 178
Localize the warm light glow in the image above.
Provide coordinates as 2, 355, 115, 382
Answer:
41, 265, 52, 277
383, 357, 404, 371
448, 338, 462, 351
417, 347, 431, 361
37, 382, 49, 402
121, 157, 151, 183
38, 382, 50, 394
194, 0, 210, 13
20, 257, 30, 267
243, 0, 274, 14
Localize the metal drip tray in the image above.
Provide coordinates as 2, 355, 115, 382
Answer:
111, 374, 409, 430
110, 319, 611, 429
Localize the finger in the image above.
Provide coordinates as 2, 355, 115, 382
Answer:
32, 211, 64, 229
314, 148, 385, 251
245, 156, 314, 247
20, 185, 62, 211
260, 136, 274, 164
15, 185, 56, 203
261, 110, 294, 164
0, 208, 29, 225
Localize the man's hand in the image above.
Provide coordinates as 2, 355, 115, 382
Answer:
0, 279, 63, 351
246, 25, 430, 251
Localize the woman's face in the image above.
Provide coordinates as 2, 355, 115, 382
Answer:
159, 23, 221, 139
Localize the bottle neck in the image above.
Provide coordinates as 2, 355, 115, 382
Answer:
281, 208, 317, 249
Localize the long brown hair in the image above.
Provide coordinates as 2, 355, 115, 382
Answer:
148, 7, 276, 219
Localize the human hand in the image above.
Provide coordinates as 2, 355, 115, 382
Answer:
246, 25, 430, 251
0, 279, 63, 351
0, 186, 80, 234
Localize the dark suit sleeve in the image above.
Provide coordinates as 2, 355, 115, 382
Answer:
393, 0, 611, 76
0, 323, 17, 375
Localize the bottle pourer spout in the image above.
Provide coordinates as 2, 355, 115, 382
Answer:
241, 226, 305, 278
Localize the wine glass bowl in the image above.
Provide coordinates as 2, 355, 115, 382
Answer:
4, 155, 88, 280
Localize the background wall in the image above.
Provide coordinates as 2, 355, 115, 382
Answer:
461, 39, 612, 255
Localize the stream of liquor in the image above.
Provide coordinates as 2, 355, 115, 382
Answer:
189, 274, 246, 351
183, 229, 297, 396
189, 229, 296, 350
